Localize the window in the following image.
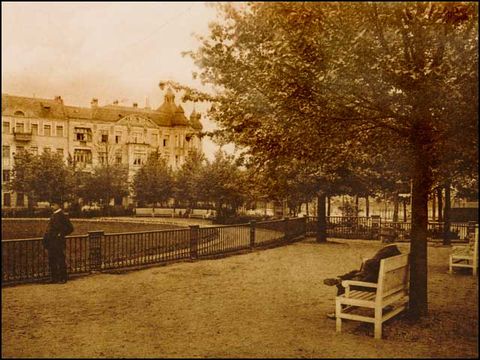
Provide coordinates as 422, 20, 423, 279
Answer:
16, 193, 25, 207
3, 193, 11, 207
44, 124, 51, 136
30, 147, 38, 155
15, 122, 25, 133
133, 152, 145, 165
16, 146, 25, 155
133, 131, 142, 143
163, 136, 169, 147
56, 125, 63, 137
115, 150, 122, 164
74, 149, 92, 164
115, 133, 122, 144
98, 151, 107, 164
14, 110, 25, 116
74, 127, 92, 142
57, 148, 64, 156
31, 123, 38, 135
2, 170, 10, 182
2, 121, 10, 133
2, 146, 10, 159
101, 134, 108, 143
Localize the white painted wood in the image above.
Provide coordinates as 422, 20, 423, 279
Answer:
334, 253, 410, 340
449, 225, 478, 276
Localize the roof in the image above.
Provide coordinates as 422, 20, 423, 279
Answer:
2, 92, 196, 129
2, 94, 66, 119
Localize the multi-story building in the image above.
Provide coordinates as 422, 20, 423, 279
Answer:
1, 88, 203, 207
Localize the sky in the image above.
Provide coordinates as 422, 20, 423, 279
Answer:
1, 1, 233, 160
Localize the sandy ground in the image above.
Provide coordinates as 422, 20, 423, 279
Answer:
2, 238, 478, 358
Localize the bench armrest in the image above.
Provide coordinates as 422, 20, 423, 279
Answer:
342, 280, 377, 297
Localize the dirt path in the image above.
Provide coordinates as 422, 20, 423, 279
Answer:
2, 238, 478, 358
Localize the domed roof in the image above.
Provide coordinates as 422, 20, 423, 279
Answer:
155, 87, 189, 127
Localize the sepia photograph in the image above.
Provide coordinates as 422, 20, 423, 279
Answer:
1, 1, 478, 358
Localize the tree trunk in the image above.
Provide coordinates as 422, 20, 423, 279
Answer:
306, 201, 309, 217
316, 192, 327, 243
403, 198, 408, 222
443, 183, 451, 246
355, 195, 359, 216
409, 149, 431, 319
436, 187, 443, 222
327, 196, 331, 217
431, 191, 436, 221
393, 191, 399, 223
365, 196, 370, 218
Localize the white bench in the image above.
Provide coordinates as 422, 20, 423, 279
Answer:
189, 209, 215, 219
449, 225, 478, 276
135, 208, 175, 217
335, 253, 410, 339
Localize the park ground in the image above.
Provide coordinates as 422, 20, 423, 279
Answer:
2, 237, 478, 358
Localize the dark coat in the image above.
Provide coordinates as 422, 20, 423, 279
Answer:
357, 244, 402, 282
43, 210, 73, 248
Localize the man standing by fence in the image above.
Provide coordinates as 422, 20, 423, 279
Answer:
42, 201, 74, 284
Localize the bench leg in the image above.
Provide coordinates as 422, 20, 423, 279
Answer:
335, 301, 342, 333
374, 307, 382, 339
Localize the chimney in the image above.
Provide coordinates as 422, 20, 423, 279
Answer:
113, 100, 119, 105
54, 96, 63, 104
133, 102, 138, 108
91, 98, 98, 108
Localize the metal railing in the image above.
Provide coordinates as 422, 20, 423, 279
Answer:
2, 217, 307, 286
306, 216, 475, 242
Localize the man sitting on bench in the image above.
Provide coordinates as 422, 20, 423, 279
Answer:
323, 244, 402, 318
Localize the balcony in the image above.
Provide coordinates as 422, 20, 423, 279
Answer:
13, 131, 32, 142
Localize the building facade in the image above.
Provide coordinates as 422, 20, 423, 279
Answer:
1, 88, 203, 207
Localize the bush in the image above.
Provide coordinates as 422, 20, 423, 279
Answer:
1, 207, 52, 218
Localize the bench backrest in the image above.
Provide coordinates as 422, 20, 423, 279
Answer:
376, 253, 409, 301
473, 225, 478, 264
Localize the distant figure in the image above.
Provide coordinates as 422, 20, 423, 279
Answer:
42, 201, 74, 284
323, 244, 402, 318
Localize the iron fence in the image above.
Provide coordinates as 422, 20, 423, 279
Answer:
2, 217, 307, 286
307, 216, 474, 242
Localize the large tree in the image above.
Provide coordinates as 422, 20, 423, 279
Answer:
173, 2, 478, 318
174, 149, 207, 208
9, 150, 73, 205
132, 150, 174, 208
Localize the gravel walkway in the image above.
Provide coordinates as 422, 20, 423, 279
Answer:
2, 238, 478, 358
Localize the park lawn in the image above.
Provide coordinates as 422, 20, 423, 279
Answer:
1, 238, 478, 358
1, 219, 183, 240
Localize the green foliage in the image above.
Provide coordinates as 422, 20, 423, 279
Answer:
132, 151, 174, 207
174, 149, 206, 207
179, 2, 478, 317
197, 150, 246, 217
81, 163, 129, 207
8, 150, 72, 204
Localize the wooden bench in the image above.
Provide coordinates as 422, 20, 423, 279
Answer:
449, 225, 478, 276
134, 208, 175, 217
335, 253, 410, 339
189, 209, 215, 219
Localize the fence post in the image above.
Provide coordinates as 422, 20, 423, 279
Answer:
284, 217, 290, 241
88, 231, 104, 272
303, 214, 308, 238
250, 220, 256, 249
190, 225, 199, 260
